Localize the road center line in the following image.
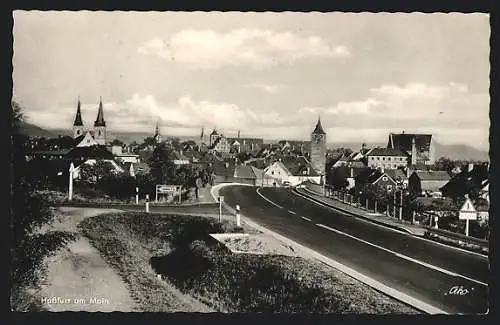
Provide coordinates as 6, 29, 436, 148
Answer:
301, 216, 312, 222
295, 188, 489, 260
315, 223, 487, 287
256, 188, 284, 209
288, 210, 297, 215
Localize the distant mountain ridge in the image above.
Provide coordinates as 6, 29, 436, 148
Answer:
21, 123, 488, 161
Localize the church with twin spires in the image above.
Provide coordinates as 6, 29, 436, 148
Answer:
72, 97, 107, 147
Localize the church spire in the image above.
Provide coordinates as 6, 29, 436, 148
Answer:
94, 96, 106, 127
200, 125, 204, 139
312, 116, 326, 135
155, 120, 160, 137
73, 97, 83, 126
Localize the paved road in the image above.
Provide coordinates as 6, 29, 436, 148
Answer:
219, 185, 489, 314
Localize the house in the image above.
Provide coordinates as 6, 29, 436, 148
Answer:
171, 151, 191, 165
387, 132, 435, 166
211, 161, 257, 185
120, 162, 151, 177
365, 147, 408, 170
440, 163, 489, 199
408, 170, 451, 196
264, 156, 321, 186
65, 145, 115, 162
367, 168, 407, 192
25, 149, 72, 161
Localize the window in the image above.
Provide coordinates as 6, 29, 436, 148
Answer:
271, 171, 274, 175
99, 131, 101, 136
382, 157, 385, 161
377, 157, 380, 160
382, 176, 388, 181
77, 130, 80, 135
387, 185, 393, 191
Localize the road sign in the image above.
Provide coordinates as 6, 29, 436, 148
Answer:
157, 185, 177, 194
459, 198, 477, 221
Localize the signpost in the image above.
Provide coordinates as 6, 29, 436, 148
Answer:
459, 196, 477, 237
145, 194, 150, 213
135, 187, 139, 205
68, 162, 75, 201
156, 184, 179, 203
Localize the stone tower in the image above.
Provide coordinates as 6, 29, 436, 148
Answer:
93, 96, 106, 145
310, 117, 327, 175
73, 97, 85, 138
154, 120, 162, 144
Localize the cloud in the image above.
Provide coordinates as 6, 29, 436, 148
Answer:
300, 82, 489, 130
244, 83, 287, 93
138, 29, 349, 69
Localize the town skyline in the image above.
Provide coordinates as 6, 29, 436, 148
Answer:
13, 11, 490, 150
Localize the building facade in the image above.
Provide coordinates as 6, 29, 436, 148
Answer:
387, 132, 435, 166
310, 117, 327, 175
366, 148, 408, 170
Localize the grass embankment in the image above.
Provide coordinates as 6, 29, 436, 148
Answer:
79, 212, 419, 314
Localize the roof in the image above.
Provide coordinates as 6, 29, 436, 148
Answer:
367, 170, 384, 183
384, 169, 407, 182
234, 165, 257, 179
94, 97, 106, 127
475, 198, 489, 212
413, 170, 451, 181
27, 149, 72, 156
281, 156, 318, 176
312, 118, 326, 135
74, 134, 86, 144
73, 99, 83, 126
440, 163, 489, 195
213, 161, 236, 178
66, 145, 114, 160
210, 129, 218, 136
388, 133, 432, 153
367, 147, 408, 157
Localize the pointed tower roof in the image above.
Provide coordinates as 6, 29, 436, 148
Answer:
73, 97, 83, 126
94, 96, 106, 127
200, 125, 204, 139
155, 120, 160, 137
312, 117, 326, 135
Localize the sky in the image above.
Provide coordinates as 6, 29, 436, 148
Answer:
12, 11, 490, 150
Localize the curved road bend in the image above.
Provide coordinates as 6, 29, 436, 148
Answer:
219, 185, 489, 314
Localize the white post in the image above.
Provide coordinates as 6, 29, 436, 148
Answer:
236, 204, 241, 227
146, 194, 150, 213
465, 219, 470, 237
434, 216, 438, 229
219, 197, 222, 223
179, 186, 182, 204
155, 185, 158, 203
135, 187, 139, 205
393, 191, 397, 218
399, 190, 403, 221
374, 200, 378, 213
68, 162, 74, 201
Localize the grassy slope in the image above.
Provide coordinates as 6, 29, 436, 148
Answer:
79, 212, 419, 314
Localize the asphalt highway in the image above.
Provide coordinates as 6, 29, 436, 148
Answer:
219, 185, 489, 314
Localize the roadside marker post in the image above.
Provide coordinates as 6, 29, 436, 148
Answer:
68, 162, 74, 201
179, 186, 182, 204
135, 187, 139, 205
218, 196, 224, 223
146, 194, 150, 213
236, 204, 241, 227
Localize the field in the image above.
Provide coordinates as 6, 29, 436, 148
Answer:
79, 212, 419, 314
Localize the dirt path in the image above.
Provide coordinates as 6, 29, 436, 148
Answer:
38, 207, 137, 312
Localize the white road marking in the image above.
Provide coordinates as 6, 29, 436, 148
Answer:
301, 216, 312, 222
295, 188, 489, 260
256, 188, 284, 209
315, 223, 487, 287
288, 210, 297, 215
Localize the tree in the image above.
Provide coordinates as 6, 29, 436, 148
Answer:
111, 139, 124, 146
432, 157, 456, 172
328, 166, 350, 190
149, 143, 177, 184
79, 160, 115, 184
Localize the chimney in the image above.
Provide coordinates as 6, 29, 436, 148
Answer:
468, 163, 474, 172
